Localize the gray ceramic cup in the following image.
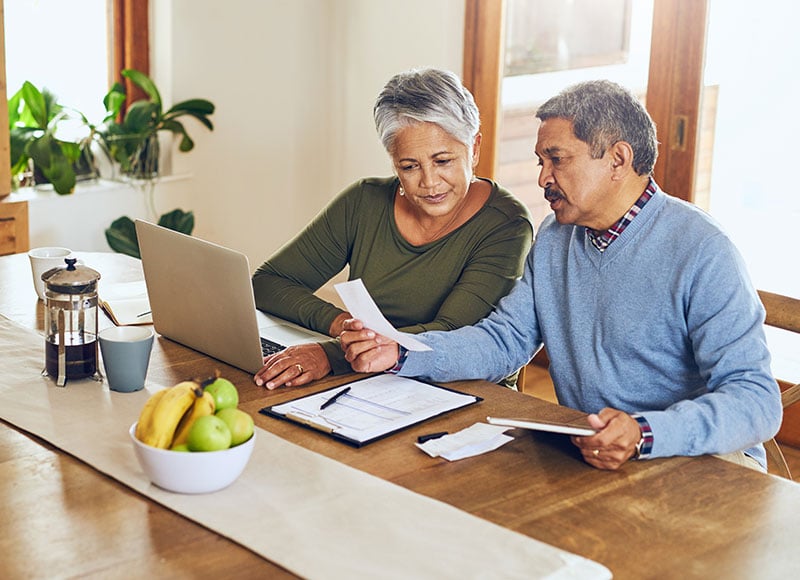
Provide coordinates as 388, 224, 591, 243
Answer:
99, 326, 154, 392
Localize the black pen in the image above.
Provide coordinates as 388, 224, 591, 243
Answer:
320, 386, 351, 410
417, 431, 448, 444
137, 310, 152, 318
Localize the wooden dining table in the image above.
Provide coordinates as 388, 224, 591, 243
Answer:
2, 251, 799, 579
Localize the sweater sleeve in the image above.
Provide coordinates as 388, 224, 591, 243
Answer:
400, 248, 543, 383
637, 233, 782, 463
252, 183, 358, 335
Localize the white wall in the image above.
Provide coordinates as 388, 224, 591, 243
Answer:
150, 0, 465, 268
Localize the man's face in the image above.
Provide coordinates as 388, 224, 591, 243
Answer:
534, 118, 615, 229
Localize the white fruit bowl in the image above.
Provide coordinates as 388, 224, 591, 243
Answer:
129, 422, 255, 494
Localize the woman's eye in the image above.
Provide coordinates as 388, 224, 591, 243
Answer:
400, 164, 416, 172
435, 158, 453, 166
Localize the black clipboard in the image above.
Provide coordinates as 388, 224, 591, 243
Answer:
259, 374, 482, 447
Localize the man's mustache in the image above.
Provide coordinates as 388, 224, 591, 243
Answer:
544, 188, 563, 202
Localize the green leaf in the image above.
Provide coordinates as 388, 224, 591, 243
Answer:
122, 69, 162, 107
102, 82, 127, 123
161, 119, 194, 152
8, 88, 23, 127
158, 209, 195, 235
165, 99, 215, 116
105, 216, 141, 258
123, 100, 160, 132
20, 81, 48, 129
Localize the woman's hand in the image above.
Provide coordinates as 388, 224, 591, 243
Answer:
339, 319, 399, 373
571, 408, 642, 470
254, 343, 331, 390
328, 312, 351, 337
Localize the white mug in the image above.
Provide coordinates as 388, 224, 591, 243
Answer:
28, 247, 74, 300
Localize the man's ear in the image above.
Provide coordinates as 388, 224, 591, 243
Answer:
609, 141, 634, 178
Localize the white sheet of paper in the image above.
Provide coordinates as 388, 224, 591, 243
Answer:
416, 423, 514, 461
334, 279, 432, 352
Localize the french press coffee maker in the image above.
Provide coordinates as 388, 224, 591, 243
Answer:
41, 258, 102, 386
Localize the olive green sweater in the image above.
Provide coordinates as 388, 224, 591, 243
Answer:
253, 176, 533, 375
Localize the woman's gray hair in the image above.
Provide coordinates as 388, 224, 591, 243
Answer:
536, 80, 658, 176
374, 68, 480, 154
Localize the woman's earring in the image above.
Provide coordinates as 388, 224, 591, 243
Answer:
398, 186, 405, 196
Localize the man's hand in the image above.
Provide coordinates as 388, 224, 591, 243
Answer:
571, 408, 642, 470
339, 319, 399, 373
254, 343, 331, 390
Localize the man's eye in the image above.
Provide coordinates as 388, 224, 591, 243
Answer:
551, 157, 561, 165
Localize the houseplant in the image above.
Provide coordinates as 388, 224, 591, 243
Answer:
8, 81, 97, 194
98, 69, 215, 258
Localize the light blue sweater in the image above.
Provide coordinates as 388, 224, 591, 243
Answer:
400, 186, 782, 466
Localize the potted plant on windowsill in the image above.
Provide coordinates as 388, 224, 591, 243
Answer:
98, 69, 215, 258
8, 81, 98, 194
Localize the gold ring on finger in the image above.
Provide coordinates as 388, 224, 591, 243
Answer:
295, 363, 304, 374
592, 449, 600, 457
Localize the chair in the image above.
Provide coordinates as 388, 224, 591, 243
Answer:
758, 290, 800, 479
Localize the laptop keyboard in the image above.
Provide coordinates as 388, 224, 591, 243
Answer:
260, 337, 286, 357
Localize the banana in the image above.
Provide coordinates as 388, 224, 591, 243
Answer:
138, 380, 203, 449
135, 388, 168, 442
170, 389, 215, 449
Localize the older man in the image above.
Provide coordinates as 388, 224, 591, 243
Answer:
340, 80, 781, 471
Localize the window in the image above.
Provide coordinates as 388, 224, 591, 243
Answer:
504, 0, 632, 77
5, 0, 110, 129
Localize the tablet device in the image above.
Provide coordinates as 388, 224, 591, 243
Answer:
486, 416, 596, 436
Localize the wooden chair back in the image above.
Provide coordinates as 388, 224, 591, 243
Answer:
758, 290, 800, 479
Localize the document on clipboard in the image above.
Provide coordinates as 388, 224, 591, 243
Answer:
260, 374, 482, 447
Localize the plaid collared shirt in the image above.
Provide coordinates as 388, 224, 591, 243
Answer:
587, 180, 656, 252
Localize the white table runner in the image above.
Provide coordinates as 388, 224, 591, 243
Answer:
0, 315, 610, 579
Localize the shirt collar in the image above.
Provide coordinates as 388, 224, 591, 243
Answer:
587, 179, 656, 252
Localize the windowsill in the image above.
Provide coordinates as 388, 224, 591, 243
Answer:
8, 175, 192, 203
18, 175, 192, 252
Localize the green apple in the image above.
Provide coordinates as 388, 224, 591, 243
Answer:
216, 407, 254, 447
170, 443, 190, 452
204, 377, 239, 411
186, 415, 232, 451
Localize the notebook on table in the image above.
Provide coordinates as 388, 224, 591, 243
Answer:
135, 219, 328, 374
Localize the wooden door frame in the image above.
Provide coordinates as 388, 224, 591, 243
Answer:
462, 0, 506, 180
646, 0, 708, 202
462, 0, 709, 202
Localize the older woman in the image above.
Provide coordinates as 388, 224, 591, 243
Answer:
252, 67, 532, 389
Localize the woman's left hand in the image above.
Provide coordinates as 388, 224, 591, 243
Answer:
254, 343, 331, 390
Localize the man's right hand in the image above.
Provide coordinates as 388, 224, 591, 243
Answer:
339, 318, 399, 373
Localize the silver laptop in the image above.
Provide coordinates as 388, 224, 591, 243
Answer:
135, 219, 328, 373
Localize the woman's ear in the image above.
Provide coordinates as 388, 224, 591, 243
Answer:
472, 133, 482, 168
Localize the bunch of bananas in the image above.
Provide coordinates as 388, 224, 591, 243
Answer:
135, 379, 216, 449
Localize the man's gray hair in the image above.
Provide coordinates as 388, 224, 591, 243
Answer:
374, 68, 480, 154
536, 80, 658, 175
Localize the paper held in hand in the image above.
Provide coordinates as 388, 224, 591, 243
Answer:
334, 278, 431, 351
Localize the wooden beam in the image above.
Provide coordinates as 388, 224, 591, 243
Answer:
462, 0, 505, 180
646, 0, 708, 202
0, 0, 11, 198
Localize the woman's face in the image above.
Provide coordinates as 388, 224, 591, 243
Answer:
391, 122, 480, 219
